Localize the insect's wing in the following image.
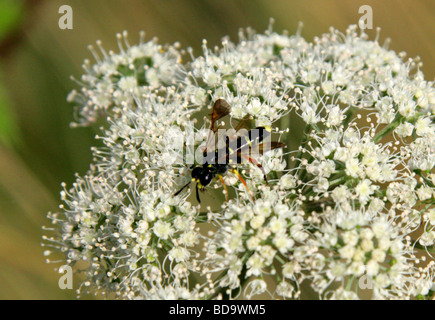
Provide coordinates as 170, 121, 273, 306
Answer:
257, 141, 287, 154
233, 114, 254, 132
210, 99, 231, 131
216, 127, 273, 164
204, 99, 231, 153
208, 106, 255, 154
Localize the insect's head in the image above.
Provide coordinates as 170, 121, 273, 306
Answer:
191, 166, 202, 181
192, 166, 213, 188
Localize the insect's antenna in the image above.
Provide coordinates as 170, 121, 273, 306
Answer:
196, 184, 201, 203
174, 181, 191, 197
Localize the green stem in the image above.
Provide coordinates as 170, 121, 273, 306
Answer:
342, 107, 355, 129
294, 124, 313, 182
328, 174, 349, 189
195, 212, 209, 223
373, 114, 403, 143
301, 172, 348, 200
412, 240, 435, 253
345, 275, 355, 291
414, 169, 435, 188
294, 124, 312, 166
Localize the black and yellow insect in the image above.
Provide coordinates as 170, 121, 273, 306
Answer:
175, 99, 286, 203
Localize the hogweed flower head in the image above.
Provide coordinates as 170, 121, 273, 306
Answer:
43, 23, 435, 300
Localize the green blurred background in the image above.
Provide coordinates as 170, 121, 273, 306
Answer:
0, 0, 433, 299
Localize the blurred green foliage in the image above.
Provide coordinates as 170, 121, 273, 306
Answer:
0, 0, 433, 299
0, 82, 19, 147
0, 0, 23, 146
0, 0, 24, 42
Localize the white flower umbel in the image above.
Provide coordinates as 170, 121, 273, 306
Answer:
43, 22, 435, 300
315, 206, 419, 299
68, 31, 184, 126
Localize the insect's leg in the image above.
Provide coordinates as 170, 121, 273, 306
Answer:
217, 174, 229, 202
248, 156, 269, 186
196, 184, 201, 203
231, 169, 254, 202
174, 181, 191, 197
